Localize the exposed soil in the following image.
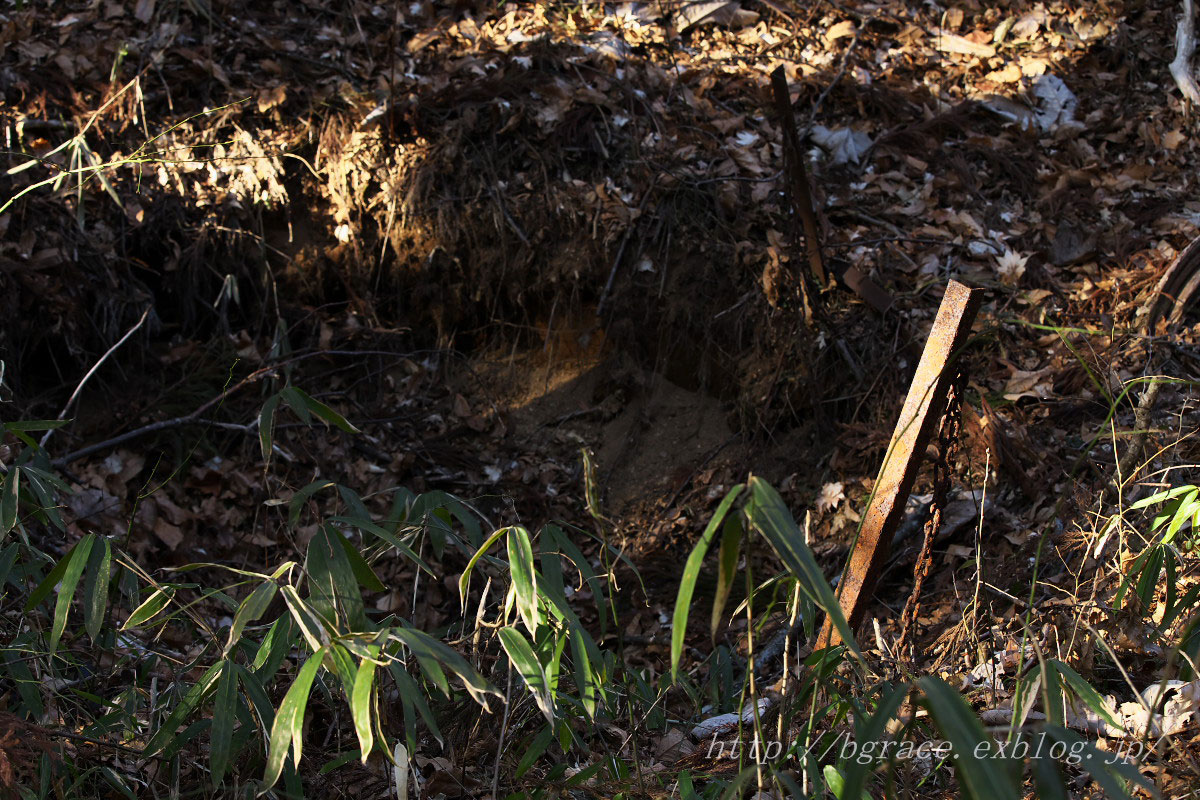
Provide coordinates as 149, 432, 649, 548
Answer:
5, 0, 1200, 796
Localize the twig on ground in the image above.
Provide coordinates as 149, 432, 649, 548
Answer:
1108, 378, 1163, 500
50, 349, 407, 467
41, 306, 151, 449
597, 182, 656, 316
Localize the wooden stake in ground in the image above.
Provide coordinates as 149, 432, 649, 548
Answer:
818, 280, 982, 648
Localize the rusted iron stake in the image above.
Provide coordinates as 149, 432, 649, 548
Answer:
770, 66, 828, 288
818, 280, 982, 648
769, 66, 894, 315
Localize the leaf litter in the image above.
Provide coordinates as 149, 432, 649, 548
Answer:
3, 0, 1200, 795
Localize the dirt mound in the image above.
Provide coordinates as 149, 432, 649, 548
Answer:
3, 1, 909, 439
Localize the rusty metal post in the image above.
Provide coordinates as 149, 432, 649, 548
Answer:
770, 66, 828, 289
769, 66, 894, 315
818, 280, 982, 648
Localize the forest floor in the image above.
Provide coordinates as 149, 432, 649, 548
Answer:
3, 0, 1200, 798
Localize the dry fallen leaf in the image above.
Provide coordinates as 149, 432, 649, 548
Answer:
816, 481, 845, 514
153, 518, 184, 550
933, 29, 996, 58
994, 249, 1029, 285
1164, 129, 1187, 151
826, 19, 856, 42
1003, 367, 1053, 401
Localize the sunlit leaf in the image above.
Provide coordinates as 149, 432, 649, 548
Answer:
263, 646, 326, 790
47, 535, 95, 653
226, 581, 279, 655
123, 586, 175, 629
351, 652, 378, 762
1050, 660, 1121, 730
389, 625, 498, 710
745, 476, 860, 658
499, 626, 554, 724
507, 526, 540, 634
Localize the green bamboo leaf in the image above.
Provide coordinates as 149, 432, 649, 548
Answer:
306, 524, 366, 632
21, 464, 70, 492
1135, 546, 1164, 611
252, 615, 298, 677
672, 484, 743, 681
1031, 751, 1069, 800
0, 467, 18, 535
545, 524, 607, 634
20, 465, 65, 531
258, 393, 281, 461
143, 661, 223, 756
1163, 492, 1199, 544
280, 585, 331, 650
745, 476, 860, 658
351, 654, 378, 762
572, 634, 598, 718
287, 479, 336, 527
1163, 584, 1200, 631
389, 626, 498, 709
389, 662, 443, 747
0, 544, 18, 594
1042, 656, 1065, 726
823, 765, 847, 799
839, 683, 909, 800
301, 389, 361, 433
1049, 661, 1122, 730
538, 547, 604, 714
226, 581, 279, 655
325, 641, 358, 698
47, 534, 95, 654
281, 386, 360, 433
123, 586, 175, 629
1042, 726, 1153, 799
279, 386, 312, 425
81, 536, 112, 642
458, 527, 507, 606
919, 676, 1019, 799
1127, 485, 1194, 510
330, 515, 435, 578
233, 663, 276, 735
507, 526, 540, 635
546, 630, 567, 694
25, 535, 77, 611
711, 513, 742, 638
565, 760, 605, 787
337, 485, 372, 522
263, 646, 327, 791
498, 626, 554, 724
332, 529, 386, 592
4, 428, 36, 450
419, 491, 482, 549
515, 725, 555, 779
210, 659, 238, 786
